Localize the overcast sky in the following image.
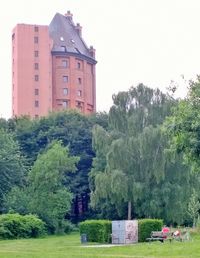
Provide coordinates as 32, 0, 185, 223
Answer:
1, 0, 200, 118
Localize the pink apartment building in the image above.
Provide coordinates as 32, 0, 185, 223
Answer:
12, 11, 96, 118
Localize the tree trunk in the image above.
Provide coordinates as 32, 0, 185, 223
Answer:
128, 201, 131, 220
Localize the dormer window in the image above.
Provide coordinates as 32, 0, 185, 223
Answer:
60, 36, 64, 41
61, 46, 66, 52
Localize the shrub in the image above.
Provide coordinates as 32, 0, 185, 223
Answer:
0, 213, 46, 239
138, 219, 163, 242
79, 220, 111, 243
54, 220, 75, 234
22, 214, 46, 238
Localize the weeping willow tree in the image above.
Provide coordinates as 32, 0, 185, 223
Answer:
90, 84, 195, 223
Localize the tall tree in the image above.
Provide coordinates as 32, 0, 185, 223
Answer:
6, 110, 108, 222
28, 141, 79, 232
187, 190, 200, 227
90, 84, 192, 223
0, 129, 26, 212
165, 76, 200, 172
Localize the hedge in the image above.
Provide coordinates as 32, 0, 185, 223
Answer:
79, 220, 111, 243
138, 219, 163, 242
0, 213, 46, 239
79, 219, 163, 243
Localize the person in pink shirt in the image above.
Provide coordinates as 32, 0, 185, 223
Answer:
162, 226, 170, 238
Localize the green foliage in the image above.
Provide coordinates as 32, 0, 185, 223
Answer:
79, 220, 112, 243
138, 219, 163, 242
165, 76, 200, 171
0, 213, 46, 239
5, 187, 30, 215
28, 141, 79, 233
6, 141, 79, 233
4, 110, 108, 222
0, 128, 26, 212
188, 190, 200, 227
90, 84, 190, 223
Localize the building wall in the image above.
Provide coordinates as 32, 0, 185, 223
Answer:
12, 21, 96, 118
52, 55, 96, 114
12, 24, 52, 118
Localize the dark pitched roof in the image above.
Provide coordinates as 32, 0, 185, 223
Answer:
49, 13, 96, 62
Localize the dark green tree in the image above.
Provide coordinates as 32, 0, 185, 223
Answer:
6, 111, 108, 222
165, 76, 200, 172
0, 128, 26, 212
187, 190, 200, 227
7, 141, 79, 232
90, 84, 193, 223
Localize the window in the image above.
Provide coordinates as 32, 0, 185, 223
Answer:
62, 60, 68, 68
77, 62, 81, 69
35, 114, 39, 118
62, 100, 68, 108
34, 26, 39, 32
35, 75, 39, 81
35, 89, 39, 95
77, 90, 82, 97
34, 36, 38, 43
63, 88, 68, 96
63, 76, 68, 83
78, 78, 82, 84
35, 100, 39, 107
12, 33, 15, 40
76, 101, 82, 110
61, 46, 66, 52
34, 63, 39, 70
34, 51, 39, 57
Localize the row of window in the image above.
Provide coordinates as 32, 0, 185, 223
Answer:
61, 59, 82, 69
34, 74, 82, 85
33, 25, 38, 99
62, 76, 82, 84
34, 101, 82, 109
33, 88, 81, 97
34, 74, 82, 84
62, 88, 82, 97
33, 61, 82, 71
61, 100, 83, 109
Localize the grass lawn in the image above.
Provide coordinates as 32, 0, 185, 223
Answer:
0, 233, 200, 258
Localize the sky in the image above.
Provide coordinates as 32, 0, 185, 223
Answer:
1, 0, 200, 119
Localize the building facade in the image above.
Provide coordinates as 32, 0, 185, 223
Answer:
12, 11, 96, 118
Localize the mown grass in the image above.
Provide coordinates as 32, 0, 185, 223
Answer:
0, 232, 200, 258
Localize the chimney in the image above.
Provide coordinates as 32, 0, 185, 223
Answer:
64, 10, 73, 21
89, 46, 96, 58
75, 23, 82, 37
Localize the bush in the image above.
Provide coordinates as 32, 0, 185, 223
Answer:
54, 220, 75, 234
138, 219, 163, 242
0, 213, 46, 239
79, 220, 111, 243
